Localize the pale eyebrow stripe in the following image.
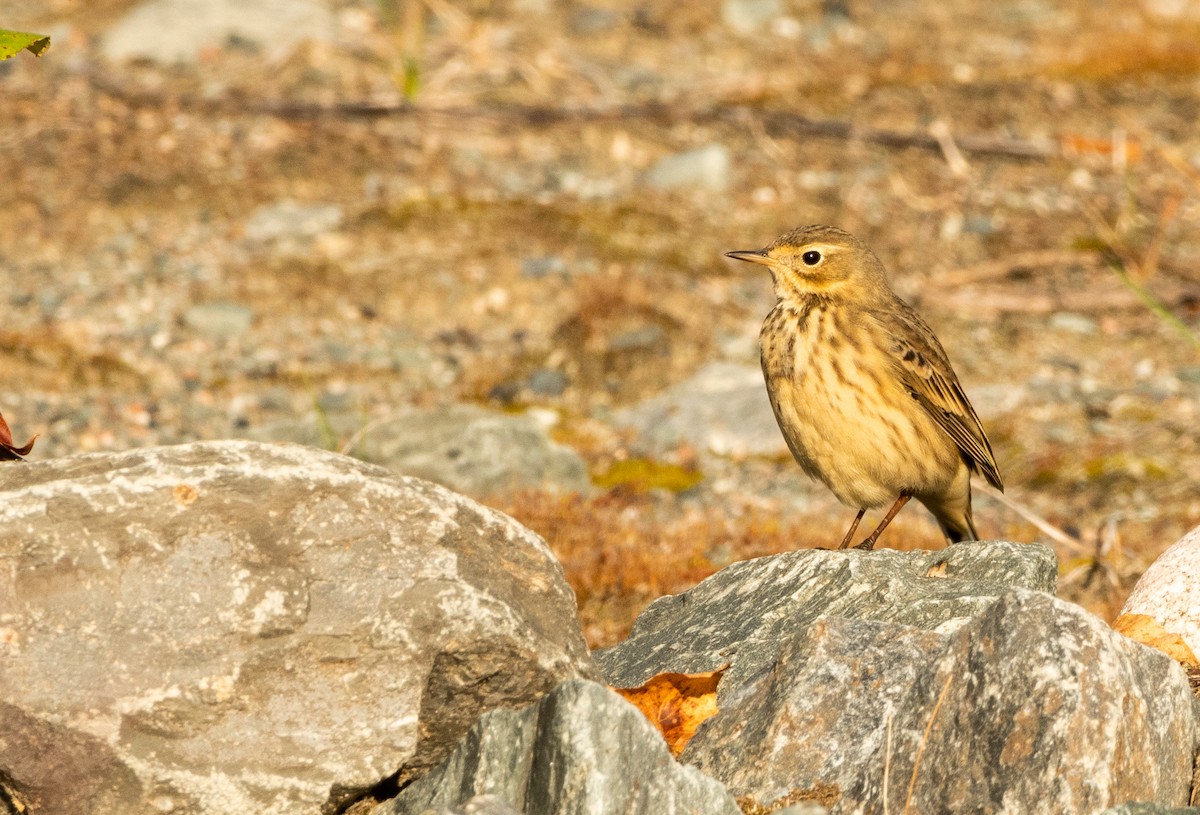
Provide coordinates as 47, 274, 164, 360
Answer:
801, 243, 843, 256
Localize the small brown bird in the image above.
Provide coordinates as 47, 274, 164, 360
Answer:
726, 225, 1003, 550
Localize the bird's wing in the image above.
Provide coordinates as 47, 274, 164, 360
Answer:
879, 305, 1005, 491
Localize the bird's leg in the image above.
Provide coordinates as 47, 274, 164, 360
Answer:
853, 494, 913, 551
837, 509, 866, 549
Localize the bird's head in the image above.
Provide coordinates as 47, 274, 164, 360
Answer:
726, 224, 891, 303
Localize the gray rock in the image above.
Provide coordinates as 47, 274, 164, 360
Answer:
570, 6, 621, 35
438, 794, 525, 815
1100, 805, 1200, 815
615, 361, 787, 458
363, 406, 590, 497
520, 256, 567, 279
645, 144, 732, 193
244, 200, 344, 243
608, 324, 666, 353
182, 300, 254, 339
964, 214, 999, 235
0, 441, 596, 815
251, 406, 590, 497
721, 0, 782, 33
683, 590, 1200, 814
374, 680, 741, 815
528, 368, 569, 396
102, 0, 335, 64
1120, 523, 1200, 656
596, 542, 1057, 694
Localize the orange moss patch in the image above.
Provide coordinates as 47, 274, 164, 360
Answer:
1113, 613, 1199, 667
493, 490, 945, 648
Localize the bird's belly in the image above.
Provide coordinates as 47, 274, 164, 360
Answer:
765, 345, 960, 510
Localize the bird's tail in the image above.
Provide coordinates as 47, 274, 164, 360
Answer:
924, 480, 979, 543
940, 512, 978, 543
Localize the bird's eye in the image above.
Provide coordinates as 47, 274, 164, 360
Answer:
801, 250, 822, 266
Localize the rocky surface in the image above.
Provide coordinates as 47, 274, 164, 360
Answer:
684, 589, 1200, 814
375, 680, 741, 815
0, 441, 596, 815
596, 541, 1057, 693
413, 795, 525, 815
5, 0, 1200, 632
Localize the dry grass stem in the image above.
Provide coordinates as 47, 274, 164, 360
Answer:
928, 120, 970, 177
974, 482, 1088, 555
902, 672, 954, 815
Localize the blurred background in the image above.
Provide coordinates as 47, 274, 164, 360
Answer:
3, 0, 1199, 645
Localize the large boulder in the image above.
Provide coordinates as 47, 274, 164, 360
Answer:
0, 441, 596, 815
683, 590, 1200, 814
374, 679, 741, 815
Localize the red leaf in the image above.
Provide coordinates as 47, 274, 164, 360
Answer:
0, 413, 37, 461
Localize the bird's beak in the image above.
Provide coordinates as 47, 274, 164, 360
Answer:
724, 249, 773, 266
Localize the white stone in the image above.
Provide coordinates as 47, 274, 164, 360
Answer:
1121, 524, 1200, 656
645, 144, 732, 193
102, 0, 335, 64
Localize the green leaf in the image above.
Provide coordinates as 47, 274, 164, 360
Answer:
0, 29, 51, 60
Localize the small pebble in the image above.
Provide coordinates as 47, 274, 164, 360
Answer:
645, 144, 731, 193
722, 0, 781, 33
529, 369, 569, 396
182, 302, 254, 339
607, 325, 666, 353
1049, 313, 1097, 335
964, 215, 997, 235
244, 201, 343, 243
570, 6, 620, 35
940, 213, 964, 241
522, 257, 568, 279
